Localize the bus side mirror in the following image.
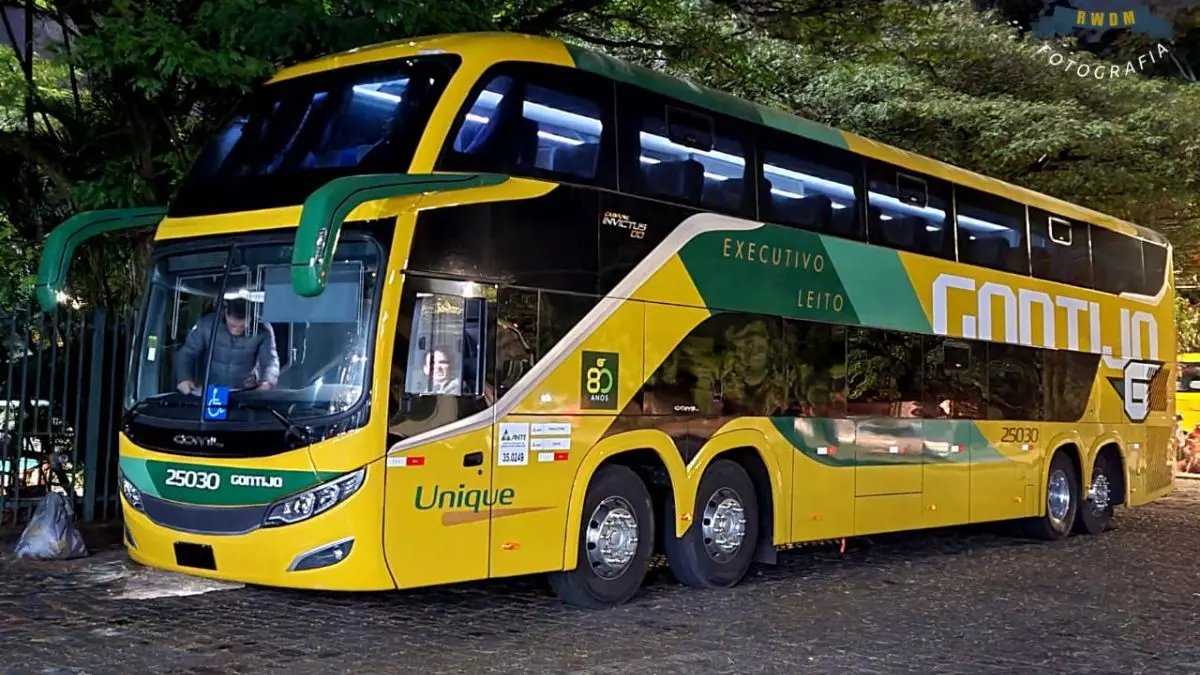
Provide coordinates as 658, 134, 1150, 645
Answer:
290, 173, 508, 298
36, 207, 167, 311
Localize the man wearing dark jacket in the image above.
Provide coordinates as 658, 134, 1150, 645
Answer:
175, 299, 280, 394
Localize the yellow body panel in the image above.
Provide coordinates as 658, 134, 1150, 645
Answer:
1177, 353, 1200, 434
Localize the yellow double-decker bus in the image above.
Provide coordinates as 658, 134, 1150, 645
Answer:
37, 32, 1175, 608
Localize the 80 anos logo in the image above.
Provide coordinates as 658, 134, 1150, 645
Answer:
581, 351, 619, 410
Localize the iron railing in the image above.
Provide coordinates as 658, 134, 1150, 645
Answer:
0, 305, 133, 528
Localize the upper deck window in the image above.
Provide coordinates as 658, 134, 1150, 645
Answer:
170, 55, 460, 217
1030, 209, 1093, 289
437, 62, 616, 187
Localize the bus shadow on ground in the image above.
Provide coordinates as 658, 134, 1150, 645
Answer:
259, 518, 1060, 614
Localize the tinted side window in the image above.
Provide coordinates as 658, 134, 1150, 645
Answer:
760, 135, 864, 241
955, 188, 1029, 276
496, 288, 538, 398
924, 338, 986, 419
1141, 242, 1168, 296
846, 328, 923, 418
782, 319, 847, 417
495, 287, 599, 399
437, 63, 615, 187
620, 86, 753, 216
643, 313, 786, 416
1043, 349, 1098, 422
409, 187, 601, 295
1090, 226, 1144, 295
866, 163, 954, 260
1029, 209, 1092, 289
538, 291, 595, 359
598, 193, 697, 294
987, 342, 1043, 421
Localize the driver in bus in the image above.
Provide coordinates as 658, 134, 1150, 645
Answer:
175, 298, 280, 395
423, 345, 461, 396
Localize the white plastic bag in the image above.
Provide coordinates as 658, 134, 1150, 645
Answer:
13, 492, 88, 560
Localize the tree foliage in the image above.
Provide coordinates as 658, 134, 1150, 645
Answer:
2, 0, 1199, 324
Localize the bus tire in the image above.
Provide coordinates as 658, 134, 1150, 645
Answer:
1074, 452, 1116, 535
548, 464, 654, 609
1023, 450, 1079, 541
664, 458, 759, 589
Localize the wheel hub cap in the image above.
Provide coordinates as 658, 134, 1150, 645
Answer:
586, 496, 639, 579
701, 488, 747, 562
1047, 468, 1072, 527
1089, 472, 1111, 513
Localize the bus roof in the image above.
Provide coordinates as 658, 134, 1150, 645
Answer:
269, 31, 1168, 248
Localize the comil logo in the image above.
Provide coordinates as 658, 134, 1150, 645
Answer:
1030, 0, 1189, 79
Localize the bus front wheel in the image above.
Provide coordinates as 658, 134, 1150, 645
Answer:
664, 458, 759, 589
1023, 450, 1079, 541
549, 464, 655, 609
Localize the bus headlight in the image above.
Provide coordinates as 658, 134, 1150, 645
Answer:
120, 472, 144, 511
263, 468, 365, 527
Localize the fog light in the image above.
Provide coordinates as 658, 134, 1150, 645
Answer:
288, 537, 354, 571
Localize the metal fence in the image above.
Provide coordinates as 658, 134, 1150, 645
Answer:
0, 306, 133, 528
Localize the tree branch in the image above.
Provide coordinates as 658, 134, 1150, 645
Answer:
515, 0, 607, 33
554, 26, 668, 52
0, 130, 76, 208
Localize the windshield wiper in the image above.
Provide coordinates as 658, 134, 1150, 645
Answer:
129, 395, 200, 415
230, 400, 312, 443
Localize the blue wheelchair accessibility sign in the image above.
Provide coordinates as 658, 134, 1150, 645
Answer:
204, 385, 229, 421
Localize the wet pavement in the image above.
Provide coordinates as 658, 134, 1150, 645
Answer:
3, 481, 1200, 674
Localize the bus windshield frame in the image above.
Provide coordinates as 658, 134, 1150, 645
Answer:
169, 54, 461, 218
125, 229, 386, 433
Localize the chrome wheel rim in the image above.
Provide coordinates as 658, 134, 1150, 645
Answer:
1047, 469, 1072, 528
1089, 471, 1111, 515
701, 487, 747, 562
585, 496, 639, 579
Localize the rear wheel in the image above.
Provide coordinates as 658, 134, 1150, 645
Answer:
664, 459, 759, 589
1074, 452, 1116, 535
549, 464, 654, 609
1023, 450, 1079, 541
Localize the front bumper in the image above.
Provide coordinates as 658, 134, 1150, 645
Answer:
121, 466, 395, 591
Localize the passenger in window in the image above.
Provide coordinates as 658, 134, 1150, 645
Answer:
175, 299, 279, 394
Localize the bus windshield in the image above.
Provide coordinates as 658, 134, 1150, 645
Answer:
127, 237, 381, 424
169, 54, 460, 217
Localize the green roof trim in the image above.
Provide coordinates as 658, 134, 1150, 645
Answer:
291, 172, 508, 297
36, 207, 167, 312
565, 44, 849, 150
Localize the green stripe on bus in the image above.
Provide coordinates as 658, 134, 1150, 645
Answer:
678, 224, 862, 325
119, 457, 337, 507
566, 45, 849, 149
818, 236, 931, 334
772, 418, 1010, 468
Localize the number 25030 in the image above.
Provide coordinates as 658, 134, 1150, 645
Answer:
165, 468, 221, 490
1000, 427, 1039, 444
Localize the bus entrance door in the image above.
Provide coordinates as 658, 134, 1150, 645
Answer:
382, 423, 496, 589
380, 278, 499, 589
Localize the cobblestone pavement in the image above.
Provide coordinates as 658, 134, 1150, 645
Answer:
3, 482, 1200, 675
